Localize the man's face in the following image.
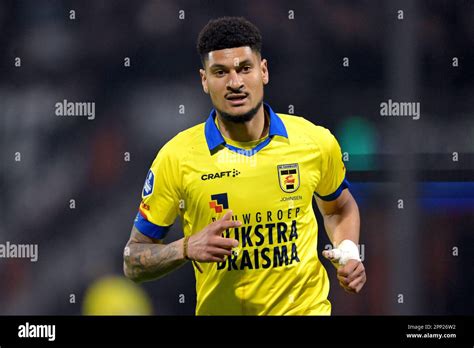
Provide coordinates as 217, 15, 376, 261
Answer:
200, 46, 269, 120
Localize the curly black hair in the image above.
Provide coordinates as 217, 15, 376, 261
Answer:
197, 17, 262, 64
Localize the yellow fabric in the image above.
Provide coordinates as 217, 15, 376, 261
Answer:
138, 113, 347, 315
223, 134, 268, 150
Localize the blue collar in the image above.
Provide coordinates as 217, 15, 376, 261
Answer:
204, 103, 288, 152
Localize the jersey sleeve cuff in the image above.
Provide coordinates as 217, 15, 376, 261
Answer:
134, 212, 171, 239
316, 178, 350, 201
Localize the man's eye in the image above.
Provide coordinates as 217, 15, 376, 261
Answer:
215, 70, 225, 76
242, 66, 251, 72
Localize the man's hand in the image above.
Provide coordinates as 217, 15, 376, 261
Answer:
323, 241, 366, 294
335, 260, 366, 293
187, 210, 240, 263
323, 248, 367, 293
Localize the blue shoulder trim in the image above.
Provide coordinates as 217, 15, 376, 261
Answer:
316, 178, 350, 201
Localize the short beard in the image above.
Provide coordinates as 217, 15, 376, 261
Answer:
216, 98, 263, 124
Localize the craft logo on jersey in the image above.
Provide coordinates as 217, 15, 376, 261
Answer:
277, 163, 300, 193
209, 193, 229, 213
142, 169, 155, 198
201, 169, 240, 181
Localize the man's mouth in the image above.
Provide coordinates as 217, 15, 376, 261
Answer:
225, 93, 248, 106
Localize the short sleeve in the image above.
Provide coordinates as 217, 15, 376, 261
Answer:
314, 129, 349, 201
134, 143, 181, 239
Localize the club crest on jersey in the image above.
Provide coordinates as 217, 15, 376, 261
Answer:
142, 169, 155, 198
209, 193, 229, 213
277, 163, 300, 193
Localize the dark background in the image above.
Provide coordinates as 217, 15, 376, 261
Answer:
0, 0, 473, 315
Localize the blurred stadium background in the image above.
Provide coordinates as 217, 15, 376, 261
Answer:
0, 0, 473, 315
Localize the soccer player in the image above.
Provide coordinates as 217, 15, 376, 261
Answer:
123, 17, 366, 315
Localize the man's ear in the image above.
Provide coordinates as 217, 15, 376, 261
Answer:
261, 58, 269, 85
200, 68, 209, 94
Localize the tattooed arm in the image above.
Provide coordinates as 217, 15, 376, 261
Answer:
123, 226, 187, 283
123, 211, 241, 283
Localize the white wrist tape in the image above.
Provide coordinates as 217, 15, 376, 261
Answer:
331, 240, 361, 265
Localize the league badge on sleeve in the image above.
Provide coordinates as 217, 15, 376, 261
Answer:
277, 163, 300, 193
142, 169, 155, 198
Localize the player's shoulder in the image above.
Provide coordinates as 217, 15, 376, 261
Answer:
166, 122, 206, 149
277, 113, 335, 142
153, 122, 206, 161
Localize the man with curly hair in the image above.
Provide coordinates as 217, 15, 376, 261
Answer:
124, 17, 366, 315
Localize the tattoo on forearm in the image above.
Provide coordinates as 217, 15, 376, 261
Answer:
124, 241, 186, 282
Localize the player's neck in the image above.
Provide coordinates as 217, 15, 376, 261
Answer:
216, 106, 269, 143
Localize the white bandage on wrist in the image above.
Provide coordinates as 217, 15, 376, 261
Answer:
331, 240, 361, 265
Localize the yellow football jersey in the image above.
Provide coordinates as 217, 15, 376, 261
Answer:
134, 103, 348, 315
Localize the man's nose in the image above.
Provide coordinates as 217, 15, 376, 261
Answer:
226, 70, 244, 89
